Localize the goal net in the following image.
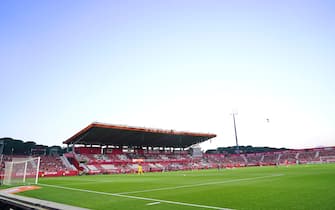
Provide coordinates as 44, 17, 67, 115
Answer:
2, 157, 40, 185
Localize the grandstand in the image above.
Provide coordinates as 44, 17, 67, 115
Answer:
61, 122, 216, 174
2, 145, 335, 179
1, 122, 335, 209
1, 122, 335, 179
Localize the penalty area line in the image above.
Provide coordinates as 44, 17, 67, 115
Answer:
38, 183, 233, 210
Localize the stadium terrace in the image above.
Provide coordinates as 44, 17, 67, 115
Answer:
1, 122, 335, 209
1, 122, 335, 179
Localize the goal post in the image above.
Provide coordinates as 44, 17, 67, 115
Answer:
2, 157, 41, 185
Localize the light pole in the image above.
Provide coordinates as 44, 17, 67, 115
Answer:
232, 112, 239, 154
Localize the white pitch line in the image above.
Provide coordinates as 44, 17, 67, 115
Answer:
115, 174, 284, 195
56, 180, 116, 186
38, 174, 283, 209
38, 183, 233, 210
146, 201, 161, 206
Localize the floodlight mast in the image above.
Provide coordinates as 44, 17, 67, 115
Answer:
232, 112, 239, 154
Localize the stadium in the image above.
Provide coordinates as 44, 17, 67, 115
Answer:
0, 122, 335, 210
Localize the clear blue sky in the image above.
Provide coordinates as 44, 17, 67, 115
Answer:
1, 0, 334, 150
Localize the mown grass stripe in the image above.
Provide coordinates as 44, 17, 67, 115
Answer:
116, 173, 284, 195
38, 183, 233, 210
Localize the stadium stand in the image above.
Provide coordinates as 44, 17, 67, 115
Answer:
245, 153, 263, 166
2, 146, 335, 179
262, 152, 280, 165
278, 151, 298, 164
1, 123, 335, 180
318, 147, 335, 163
297, 150, 319, 164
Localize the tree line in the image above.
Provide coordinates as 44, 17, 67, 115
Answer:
0, 137, 64, 156
206, 145, 288, 154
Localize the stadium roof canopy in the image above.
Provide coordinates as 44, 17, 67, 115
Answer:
63, 122, 216, 148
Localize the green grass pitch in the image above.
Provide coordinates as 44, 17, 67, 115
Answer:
14, 164, 335, 209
